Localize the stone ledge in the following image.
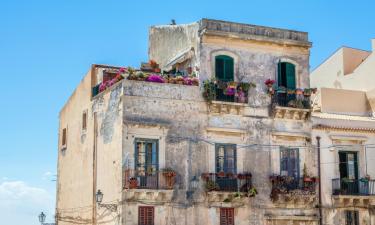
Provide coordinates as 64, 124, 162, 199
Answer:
332, 195, 375, 208
273, 106, 311, 120
123, 189, 174, 203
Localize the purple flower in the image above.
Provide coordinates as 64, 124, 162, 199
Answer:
99, 82, 107, 92
146, 74, 165, 83
183, 77, 193, 85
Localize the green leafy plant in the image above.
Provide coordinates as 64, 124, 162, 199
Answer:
202, 79, 216, 103
247, 187, 258, 197
205, 180, 219, 191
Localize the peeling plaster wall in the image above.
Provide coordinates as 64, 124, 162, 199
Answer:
149, 23, 200, 69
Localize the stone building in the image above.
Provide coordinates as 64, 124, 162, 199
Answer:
311, 41, 375, 225
56, 19, 318, 225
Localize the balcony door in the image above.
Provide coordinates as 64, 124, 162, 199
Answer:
339, 151, 359, 194
280, 148, 299, 189
277, 62, 296, 89
215, 55, 234, 102
135, 139, 159, 188
216, 144, 237, 191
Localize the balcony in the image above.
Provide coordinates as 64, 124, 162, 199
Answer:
201, 172, 255, 204
202, 172, 252, 192
271, 92, 311, 120
122, 169, 177, 203
332, 178, 375, 196
270, 175, 317, 206
331, 178, 375, 207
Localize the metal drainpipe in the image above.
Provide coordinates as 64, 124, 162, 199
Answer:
317, 136, 323, 225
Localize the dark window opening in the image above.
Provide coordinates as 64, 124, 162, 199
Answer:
135, 139, 159, 175
345, 210, 359, 225
82, 111, 87, 131
62, 128, 67, 146
277, 62, 296, 89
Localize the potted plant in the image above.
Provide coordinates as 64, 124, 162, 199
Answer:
287, 89, 296, 95
217, 171, 225, 178
205, 180, 219, 191
162, 168, 176, 177
202, 79, 217, 103
224, 82, 237, 96
247, 187, 258, 197
201, 173, 210, 181
129, 177, 138, 189
296, 88, 303, 95
264, 79, 275, 87
303, 88, 311, 96
175, 76, 184, 85
303, 164, 313, 182
146, 74, 165, 83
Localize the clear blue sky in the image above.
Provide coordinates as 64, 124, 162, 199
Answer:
0, 0, 374, 224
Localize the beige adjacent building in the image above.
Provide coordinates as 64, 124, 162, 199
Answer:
311, 40, 375, 225
56, 19, 319, 225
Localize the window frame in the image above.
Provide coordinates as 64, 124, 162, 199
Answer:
277, 62, 296, 89
345, 210, 359, 225
61, 128, 67, 149
134, 138, 159, 176
280, 147, 300, 178
215, 143, 237, 174
215, 55, 234, 82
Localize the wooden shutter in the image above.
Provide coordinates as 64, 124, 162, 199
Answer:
285, 63, 296, 89
215, 55, 234, 81
220, 208, 234, 225
139, 206, 154, 225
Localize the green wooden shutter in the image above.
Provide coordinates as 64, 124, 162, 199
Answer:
215, 57, 225, 80
224, 57, 234, 81
285, 63, 296, 89
215, 55, 234, 81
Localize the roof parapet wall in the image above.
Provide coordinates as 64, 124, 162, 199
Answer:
199, 18, 310, 46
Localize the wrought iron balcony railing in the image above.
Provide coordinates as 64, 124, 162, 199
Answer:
202, 172, 252, 192
272, 92, 310, 109
123, 169, 177, 190
332, 178, 375, 196
270, 176, 316, 192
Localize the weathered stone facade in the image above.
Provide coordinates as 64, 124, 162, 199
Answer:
57, 19, 318, 225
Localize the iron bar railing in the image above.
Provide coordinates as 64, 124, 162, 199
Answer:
332, 178, 375, 195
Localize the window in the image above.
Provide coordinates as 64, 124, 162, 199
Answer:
215, 55, 234, 82
135, 139, 159, 175
277, 62, 296, 89
280, 147, 299, 178
339, 152, 358, 180
61, 128, 67, 147
82, 111, 87, 131
220, 208, 234, 225
138, 206, 154, 225
345, 210, 359, 225
216, 144, 236, 173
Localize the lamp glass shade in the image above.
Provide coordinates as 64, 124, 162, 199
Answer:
191, 176, 199, 190
38, 212, 46, 223
96, 190, 103, 203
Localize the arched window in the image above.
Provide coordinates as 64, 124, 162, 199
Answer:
215, 55, 234, 81
277, 62, 296, 89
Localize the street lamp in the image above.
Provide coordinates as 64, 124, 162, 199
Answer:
38, 212, 46, 224
95, 190, 117, 212
37, 212, 56, 225
191, 176, 199, 190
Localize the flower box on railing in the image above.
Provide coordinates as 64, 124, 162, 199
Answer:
202, 79, 256, 103
123, 169, 177, 190
202, 172, 254, 193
